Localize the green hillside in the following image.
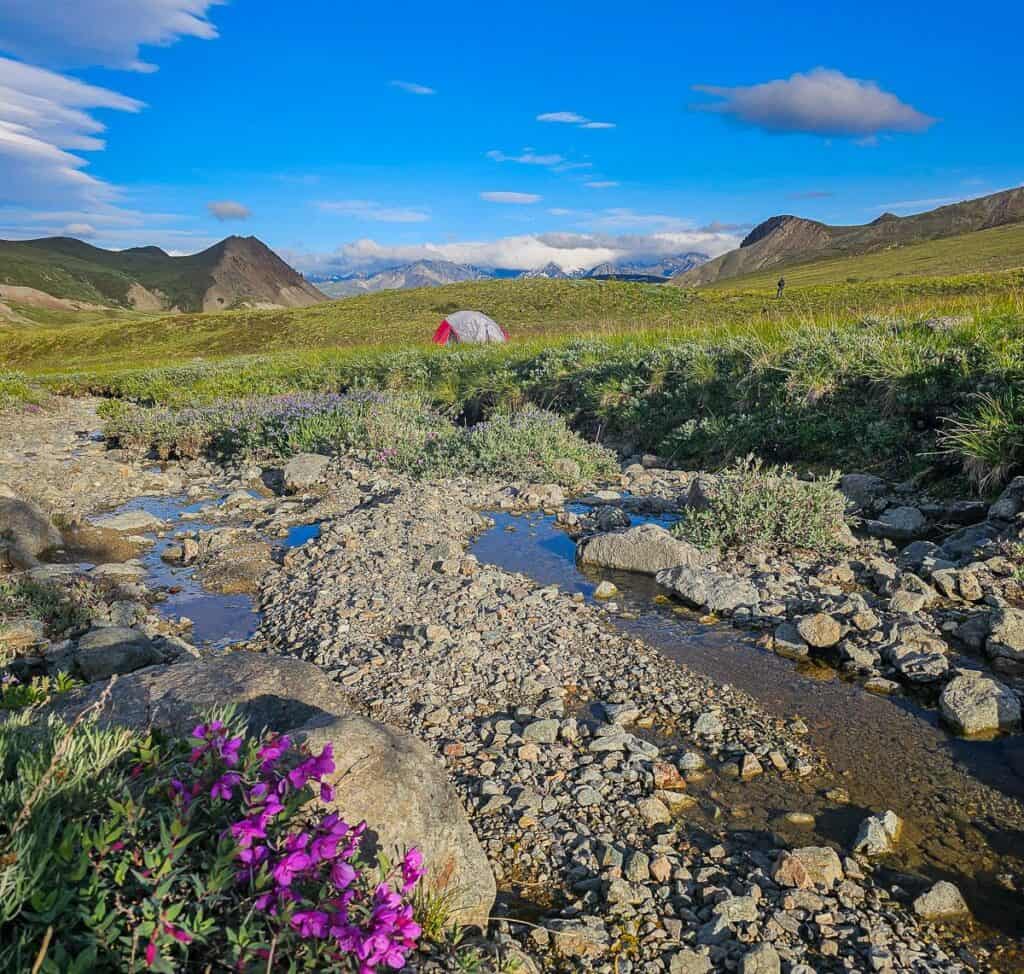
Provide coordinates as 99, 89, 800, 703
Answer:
3, 272, 1023, 375
702, 222, 1024, 292
0, 237, 216, 309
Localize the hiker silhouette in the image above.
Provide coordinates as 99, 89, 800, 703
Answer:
776, 277, 786, 298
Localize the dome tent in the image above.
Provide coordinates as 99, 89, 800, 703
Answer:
432, 310, 507, 345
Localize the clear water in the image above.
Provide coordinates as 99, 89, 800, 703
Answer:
471, 508, 1024, 949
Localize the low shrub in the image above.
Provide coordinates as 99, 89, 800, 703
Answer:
0, 672, 81, 711
0, 371, 45, 412
0, 577, 93, 643
102, 394, 617, 486
0, 708, 425, 972
939, 391, 1024, 489
673, 456, 848, 551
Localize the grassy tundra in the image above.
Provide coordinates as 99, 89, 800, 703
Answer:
2, 266, 1023, 493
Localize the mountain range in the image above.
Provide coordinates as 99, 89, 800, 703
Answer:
674, 186, 1024, 287
314, 252, 710, 297
0, 235, 325, 315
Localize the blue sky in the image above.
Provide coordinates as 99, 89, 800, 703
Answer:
0, 0, 1021, 272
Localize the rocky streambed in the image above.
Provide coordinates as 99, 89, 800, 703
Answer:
2, 399, 1023, 972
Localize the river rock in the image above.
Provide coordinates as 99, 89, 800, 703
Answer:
301, 714, 496, 929
839, 473, 887, 514
773, 846, 844, 889
986, 606, 1024, 668
883, 626, 949, 683
91, 509, 166, 533
797, 613, 842, 648
913, 881, 970, 920
0, 495, 62, 565
852, 810, 902, 856
989, 476, 1024, 522
75, 627, 164, 681
579, 523, 709, 576
865, 506, 927, 542
740, 943, 781, 974
939, 672, 1021, 736
656, 565, 758, 614
283, 453, 331, 492
669, 949, 712, 974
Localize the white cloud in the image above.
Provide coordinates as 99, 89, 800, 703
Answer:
480, 192, 541, 204
390, 80, 436, 95
0, 5, 220, 235
317, 199, 430, 223
0, 0, 223, 71
693, 68, 936, 138
62, 222, 96, 237
207, 199, 251, 221
487, 149, 564, 167
585, 181, 619, 189
0, 57, 143, 207
287, 226, 739, 276
537, 111, 616, 129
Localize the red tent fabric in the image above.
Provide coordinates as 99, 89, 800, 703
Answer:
432, 320, 452, 344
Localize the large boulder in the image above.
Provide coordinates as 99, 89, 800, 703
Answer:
52, 652, 356, 733
75, 627, 164, 682
0, 496, 62, 565
301, 716, 496, 929
579, 523, 709, 576
656, 565, 758, 614
939, 672, 1021, 736
51, 654, 495, 930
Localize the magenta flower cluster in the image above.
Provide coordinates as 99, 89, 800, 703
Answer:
151, 721, 425, 972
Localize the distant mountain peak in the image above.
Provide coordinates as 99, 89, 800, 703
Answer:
0, 234, 325, 312
675, 185, 1024, 287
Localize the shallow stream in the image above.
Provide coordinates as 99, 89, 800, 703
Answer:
472, 507, 1024, 955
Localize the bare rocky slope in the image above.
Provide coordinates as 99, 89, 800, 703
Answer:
674, 185, 1024, 287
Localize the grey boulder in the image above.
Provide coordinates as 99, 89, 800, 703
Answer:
865, 506, 927, 542
302, 715, 496, 929
53, 653, 495, 928
656, 565, 758, 614
283, 453, 331, 492
75, 627, 164, 681
913, 881, 970, 920
939, 671, 1021, 736
579, 523, 709, 576
0, 496, 62, 566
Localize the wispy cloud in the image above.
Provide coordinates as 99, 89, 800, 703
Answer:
318, 199, 430, 223
207, 200, 250, 221
692, 68, 937, 138
537, 111, 616, 129
390, 80, 436, 95
487, 149, 564, 166
871, 195, 961, 211
0, 0, 222, 72
584, 180, 619, 189
0, 56, 143, 207
480, 191, 541, 205
487, 147, 593, 175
